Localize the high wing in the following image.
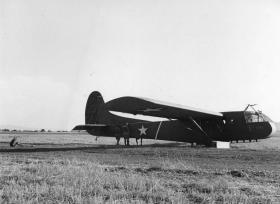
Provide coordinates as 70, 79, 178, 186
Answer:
106, 97, 223, 120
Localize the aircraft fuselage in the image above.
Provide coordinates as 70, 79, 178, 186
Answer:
87, 111, 276, 144
75, 91, 277, 145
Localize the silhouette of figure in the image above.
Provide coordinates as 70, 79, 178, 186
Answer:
122, 124, 130, 146
136, 136, 143, 146
114, 126, 121, 145
9, 137, 19, 147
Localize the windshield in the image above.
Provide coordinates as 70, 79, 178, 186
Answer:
244, 111, 266, 123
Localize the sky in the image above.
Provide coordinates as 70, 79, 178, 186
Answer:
1, 0, 280, 130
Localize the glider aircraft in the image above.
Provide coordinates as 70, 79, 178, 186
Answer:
73, 91, 277, 146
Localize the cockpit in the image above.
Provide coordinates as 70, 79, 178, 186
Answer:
243, 104, 271, 123
244, 111, 266, 123
220, 105, 276, 140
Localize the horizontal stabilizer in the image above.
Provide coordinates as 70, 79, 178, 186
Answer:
72, 124, 108, 131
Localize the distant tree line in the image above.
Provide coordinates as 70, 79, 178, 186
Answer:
0, 128, 68, 132
1, 129, 10, 132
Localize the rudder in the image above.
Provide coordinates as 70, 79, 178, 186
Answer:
85, 91, 105, 124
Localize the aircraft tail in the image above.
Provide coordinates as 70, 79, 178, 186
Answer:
85, 91, 146, 125
85, 91, 105, 124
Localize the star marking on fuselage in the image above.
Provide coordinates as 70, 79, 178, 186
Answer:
138, 125, 148, 136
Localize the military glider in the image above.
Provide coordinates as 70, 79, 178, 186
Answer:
73, 91, 277, 146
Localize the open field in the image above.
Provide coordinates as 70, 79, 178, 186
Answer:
1, 132, 280, 203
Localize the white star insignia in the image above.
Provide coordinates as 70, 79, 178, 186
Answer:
138, 125, 148, 136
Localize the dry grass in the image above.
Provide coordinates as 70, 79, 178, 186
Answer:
0, 132, 280, 203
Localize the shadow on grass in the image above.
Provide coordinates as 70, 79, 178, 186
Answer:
0, 142, 186, 153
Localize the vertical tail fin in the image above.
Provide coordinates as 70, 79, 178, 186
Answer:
85, 91, 144, 125
85, 91, 105, 124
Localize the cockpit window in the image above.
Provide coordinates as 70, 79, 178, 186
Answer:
244, 111, 265, 123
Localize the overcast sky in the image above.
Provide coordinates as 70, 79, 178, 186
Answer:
1, 0, 280, 130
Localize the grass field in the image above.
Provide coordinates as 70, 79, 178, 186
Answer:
0, 132, 280, 203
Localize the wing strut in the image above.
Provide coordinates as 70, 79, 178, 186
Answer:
188, 117, 208, 136
187, 117, 213, 145
155, 121, 163, 140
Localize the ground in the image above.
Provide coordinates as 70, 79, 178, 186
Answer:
0, 132, 280, 203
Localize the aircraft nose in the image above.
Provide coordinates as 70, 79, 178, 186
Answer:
269, 122, 277, 137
